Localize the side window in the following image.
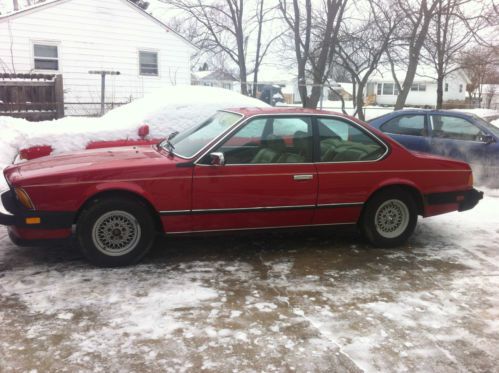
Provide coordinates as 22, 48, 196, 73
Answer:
216, 117, 312, 164
139, 51, 159, 76
33, 44, 59, 71
431, 115, 482, 141
381, 115, 426, 137
318, 118, 386, 162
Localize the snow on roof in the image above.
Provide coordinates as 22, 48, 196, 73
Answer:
192, 70, 237, 82
247, 66, 297, 85
0, 0, 198, 51
337, 83, 353, 96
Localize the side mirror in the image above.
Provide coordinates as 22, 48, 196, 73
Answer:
210, 152, 225, 166
480, 134, 495, 144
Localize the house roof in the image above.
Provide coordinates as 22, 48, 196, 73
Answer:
0, 0, 198, 51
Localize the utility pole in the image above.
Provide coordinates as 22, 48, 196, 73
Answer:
88, 70, 120, 116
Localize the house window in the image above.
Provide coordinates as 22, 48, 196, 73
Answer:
33, 44, 59, 70
445, 83, 449, 92
459, 84, 463, 93
383, 83, 394, 95
139, 51, 158, 76
411, 83, 426, 92
379, 83, 398, 95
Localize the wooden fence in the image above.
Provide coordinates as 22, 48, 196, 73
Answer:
0, 73, 64, 121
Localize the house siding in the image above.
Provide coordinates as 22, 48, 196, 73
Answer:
370, 71, 468, 107
0, 0, 194, 114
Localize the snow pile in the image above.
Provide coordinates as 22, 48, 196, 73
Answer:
492, 118, 499, 128
0, 85, 268, 188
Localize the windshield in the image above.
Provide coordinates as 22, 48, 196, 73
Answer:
164, 111, 243, 158
475, 116, 499, 138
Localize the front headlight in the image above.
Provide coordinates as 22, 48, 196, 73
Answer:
15, 188, 35, 210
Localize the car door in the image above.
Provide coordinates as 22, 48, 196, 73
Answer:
191, 116, 318, 232
378, 113, 431, 152
429, 114, 490, 163
313, 116, 389, 226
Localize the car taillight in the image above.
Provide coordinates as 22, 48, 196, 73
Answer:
15, 188, 35, 210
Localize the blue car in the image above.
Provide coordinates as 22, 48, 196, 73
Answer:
369, 110, 499, 183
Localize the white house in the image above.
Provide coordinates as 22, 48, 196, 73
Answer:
0, 0, 197, 115
366, 66, 469, 108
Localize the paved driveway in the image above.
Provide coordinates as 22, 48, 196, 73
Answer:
1, 190, 498, 372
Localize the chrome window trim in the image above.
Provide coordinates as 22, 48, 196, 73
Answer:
315, 115, 390, 164
159, 202, 364, 216
192, 113, 390, 166
171, 110, 246, 160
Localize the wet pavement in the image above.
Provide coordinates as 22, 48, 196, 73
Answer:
1, 192, 498, 372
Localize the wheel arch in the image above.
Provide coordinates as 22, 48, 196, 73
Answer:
362, 182, 425, 219
74, 189, 164, 233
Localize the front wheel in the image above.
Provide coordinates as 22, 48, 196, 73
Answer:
360, 189, 418, 247
76, 197, 156, 267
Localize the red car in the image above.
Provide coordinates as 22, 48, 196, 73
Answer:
0, 108, 483, 266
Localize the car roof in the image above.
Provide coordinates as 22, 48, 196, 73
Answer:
377, 109, 476, 117
223, 107, 346, 117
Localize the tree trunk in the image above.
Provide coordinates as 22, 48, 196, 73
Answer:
356, 83, 365, 121
307, 84, 322, 109
394, 50, 419, 110
436, 75, 444, 109
352, 80, 357, 109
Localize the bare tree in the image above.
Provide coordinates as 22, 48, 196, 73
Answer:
461, 46, 499, 108
279, 0, 347, 108
163, 0, 280, 95
390, 0, 439, 110
424, 0, 491, 109
334, 0, 400, 120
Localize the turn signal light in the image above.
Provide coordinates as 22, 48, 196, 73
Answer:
25, 217, 41, 225
15, 188, 35, 210
467, 172, 474, 187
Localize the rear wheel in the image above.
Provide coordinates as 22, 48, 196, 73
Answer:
76, 197, 156, 267
361, 189, 418, 247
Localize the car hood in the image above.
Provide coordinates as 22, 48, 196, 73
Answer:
4, 146, 174, 186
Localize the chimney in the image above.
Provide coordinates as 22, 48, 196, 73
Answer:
13, 0, 19, 11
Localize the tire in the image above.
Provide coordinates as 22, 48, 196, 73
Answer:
360, 188, 418, 247
76, 197, 156, 267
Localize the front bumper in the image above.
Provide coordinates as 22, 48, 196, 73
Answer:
0, 190, 75, 229
425, 188, 484, 212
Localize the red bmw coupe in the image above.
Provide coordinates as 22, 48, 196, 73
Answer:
0, 108, 483, 266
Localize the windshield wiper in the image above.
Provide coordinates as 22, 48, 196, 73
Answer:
162, 131, 179, 155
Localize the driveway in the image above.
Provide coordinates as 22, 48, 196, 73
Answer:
1, 189, 498, 372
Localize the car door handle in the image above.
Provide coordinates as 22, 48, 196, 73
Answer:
293, 174, 313, 181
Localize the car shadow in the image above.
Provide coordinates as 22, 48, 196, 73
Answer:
0, 225, 471, 276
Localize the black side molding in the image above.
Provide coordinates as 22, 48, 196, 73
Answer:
176, 162, 194, 168
425, 188, 483, 212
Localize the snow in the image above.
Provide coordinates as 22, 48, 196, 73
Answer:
0, 85, 269, 189
492, 119, 499, 128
